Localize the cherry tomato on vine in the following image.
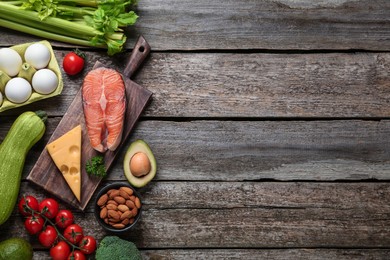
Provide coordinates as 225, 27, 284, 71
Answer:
39, 198, 59, 219
24, 215, 44, 235
18, 195, 39, 216
55, 210, 74, 229
63, 49, 85, 75
79, 235, 97, 255
50, 241, 71, 260
38, 225, 57, 248
64, 224, 83, 245
67, 250, 86, 260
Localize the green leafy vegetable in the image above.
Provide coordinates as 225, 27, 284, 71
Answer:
0, 0, 138, 55
86, 156, 106, 177
95, 236, 141, 260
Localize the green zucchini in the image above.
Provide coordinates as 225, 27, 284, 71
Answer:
0, 111, 46, 225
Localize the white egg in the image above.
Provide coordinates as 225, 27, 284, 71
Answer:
0, 48, 23, 76
24, 43, 51, 69
0, 91, 3, 106
32, 69, 58, 94
5, 77, 32, 103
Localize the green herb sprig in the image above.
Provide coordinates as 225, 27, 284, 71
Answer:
86, 156, 106, 178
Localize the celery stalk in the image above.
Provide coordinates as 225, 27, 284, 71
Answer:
0, 0, 138, 55
0, 3, 101, 37
0, 18, 104, 48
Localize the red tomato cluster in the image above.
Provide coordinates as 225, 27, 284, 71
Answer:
19, 195, 96, 260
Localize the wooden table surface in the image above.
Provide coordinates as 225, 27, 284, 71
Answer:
1, 0, 390, 259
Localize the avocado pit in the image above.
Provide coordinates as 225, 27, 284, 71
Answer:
123, 139, 157, 188
130, 152, 151, 177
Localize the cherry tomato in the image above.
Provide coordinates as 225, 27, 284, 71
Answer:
39, 198, 59, 219
63, 50, 85, 75
38, 225, 57, 248
24, 215, 44, 235
63, 224, 83, 245
18, 195, 39, 216
50, 241, 71, 260
67, 250, 86, 260
55, 210, 74, 229
79, 236, 97, 255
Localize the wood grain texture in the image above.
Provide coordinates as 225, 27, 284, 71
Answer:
32, 249, 390, 260
0, 0, 389, 51
0, 0, 387, 257
1, 51, 388, 118
2, 181, 390, 249
12, 118, 390, 182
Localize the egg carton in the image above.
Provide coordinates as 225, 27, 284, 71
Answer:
0, 40, 63, 113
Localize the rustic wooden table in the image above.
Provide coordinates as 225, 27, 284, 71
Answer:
1, 0, 390, 259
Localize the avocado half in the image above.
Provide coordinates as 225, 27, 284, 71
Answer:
123, 140, 157, 188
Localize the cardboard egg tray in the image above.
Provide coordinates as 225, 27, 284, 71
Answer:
0, 40, 63, 112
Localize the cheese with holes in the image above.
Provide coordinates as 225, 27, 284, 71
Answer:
46, 125, 82, 201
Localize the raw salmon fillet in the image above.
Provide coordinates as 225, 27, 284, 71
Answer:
82, 67, 126, 153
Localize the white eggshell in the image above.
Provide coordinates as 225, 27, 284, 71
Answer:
32, 69, 58, 94
24, 43, 51, 69
0, 91, 3, 106
5, 77, 32, 103
0, 48, 23, 76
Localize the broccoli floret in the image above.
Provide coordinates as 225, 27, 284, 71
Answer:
95, 236, 142, 260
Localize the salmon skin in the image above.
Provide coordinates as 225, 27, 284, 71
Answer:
82, 67, 126, 153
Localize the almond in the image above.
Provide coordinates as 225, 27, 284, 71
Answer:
130, 195, 136, 202
108, 209, 120, 220
109, 190, 120, 199
126, 200, 135, 209
135, 197, 141, 209
114, 196, 126, 204
120, 210, 133, 220
118, 204, 129, 212
129, 218, 135, 224
107, 189, 116, 195
108, 217, 121, 223
112, 223, 125, 229
107, 200, 118, 206
120, 186, 133, 196
131, 207, 138, 217
100, 207, 108, 219
97, 194, 108, 206
106, 204, 117, 210
121, 218, 130, 225
119, 190, 130, 200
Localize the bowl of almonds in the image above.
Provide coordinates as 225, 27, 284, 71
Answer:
94, 182, 142, 232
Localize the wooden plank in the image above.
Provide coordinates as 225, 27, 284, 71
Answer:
142, 249, 390, 259
9, 118, 389, 182
0, 0, 389, 51
1, 52, 389, 118
31, 249, 390, 260
2, 182, 390, 248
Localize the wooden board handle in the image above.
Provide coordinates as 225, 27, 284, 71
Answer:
123, 35, 151, 79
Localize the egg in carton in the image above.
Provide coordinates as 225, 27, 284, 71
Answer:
0, 40, 63, 112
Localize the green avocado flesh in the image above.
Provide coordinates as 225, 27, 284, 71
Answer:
123, 140, 157, 188
0, 238, 33, 260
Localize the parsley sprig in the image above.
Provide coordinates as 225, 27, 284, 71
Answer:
86, 156, 106, 178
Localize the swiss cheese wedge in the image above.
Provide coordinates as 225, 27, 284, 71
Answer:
46, 125, 82, 201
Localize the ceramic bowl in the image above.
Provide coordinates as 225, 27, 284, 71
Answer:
94, 182, 142, 233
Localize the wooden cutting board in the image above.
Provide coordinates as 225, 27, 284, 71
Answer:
27, 36, 153, 211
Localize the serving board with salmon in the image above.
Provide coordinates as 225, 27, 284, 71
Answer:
27, 36, 153, 211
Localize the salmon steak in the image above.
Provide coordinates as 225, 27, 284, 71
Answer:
82, 67, 126, 153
